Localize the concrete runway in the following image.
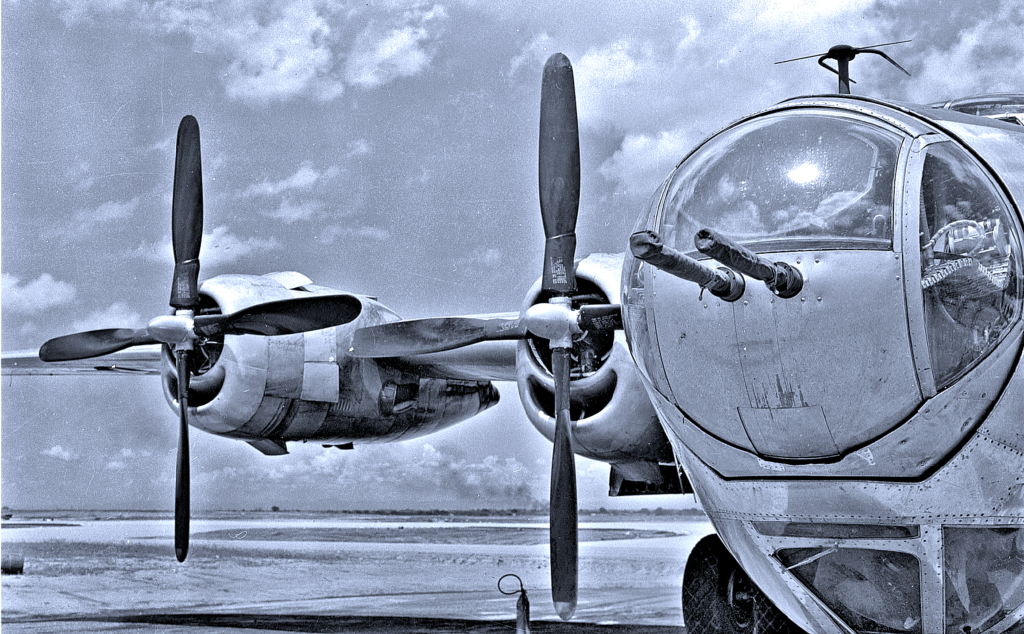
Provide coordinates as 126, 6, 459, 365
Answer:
1, 513, 714, 633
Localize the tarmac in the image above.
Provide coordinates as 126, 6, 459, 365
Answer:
1, 513, 714, 633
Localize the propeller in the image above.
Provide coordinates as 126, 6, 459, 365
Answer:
347, 303, 620, 359
349, 315, 527, 357
38, 115, 363, 563
348, 54, 599, 619
539, 52, 582, 621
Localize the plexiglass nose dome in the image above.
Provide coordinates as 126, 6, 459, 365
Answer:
622, 108, 1023, 461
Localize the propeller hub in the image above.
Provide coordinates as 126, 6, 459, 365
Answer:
148, 313, 195, 347
524, 298, 580, 349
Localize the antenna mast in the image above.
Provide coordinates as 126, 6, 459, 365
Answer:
776, 40, 912, 95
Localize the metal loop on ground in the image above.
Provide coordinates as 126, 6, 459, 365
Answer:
498, 573, 526, 595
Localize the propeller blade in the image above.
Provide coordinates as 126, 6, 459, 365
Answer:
193, 295, 364, 339
549, 347, 578, 620
174, 349, 191, 562
39, 328, 158, 362
349, 315, 527, 358
170, 115, 204, 310
539, 53, 581, 295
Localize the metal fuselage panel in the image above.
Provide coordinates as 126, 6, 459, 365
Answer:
625, 97, 1024, 634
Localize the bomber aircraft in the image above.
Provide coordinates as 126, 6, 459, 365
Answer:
4, 48, 1024, 634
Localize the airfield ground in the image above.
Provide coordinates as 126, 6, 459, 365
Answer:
1, 511, 713, 633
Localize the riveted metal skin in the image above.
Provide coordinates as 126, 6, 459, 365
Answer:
516, 253, 674, 469
622, 95, 1024, 634
160, 272, 501, 447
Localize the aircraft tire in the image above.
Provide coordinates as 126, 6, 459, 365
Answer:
682, 534, 755, 634
752, 590, 802, 634
682, 534, 804, 634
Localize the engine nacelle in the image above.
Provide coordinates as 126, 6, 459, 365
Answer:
516, 254, 674, 480
161, 272, 499, 452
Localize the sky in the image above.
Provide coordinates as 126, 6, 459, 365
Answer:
2, 0, 1022, 512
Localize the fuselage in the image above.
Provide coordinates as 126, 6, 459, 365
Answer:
622, 95, 1024, 633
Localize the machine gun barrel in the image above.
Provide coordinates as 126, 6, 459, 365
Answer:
629, 230, 744, 302
694, 228, 803, 298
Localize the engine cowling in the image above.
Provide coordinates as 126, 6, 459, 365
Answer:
161, 272, 499, 451
516, 253, 674, 479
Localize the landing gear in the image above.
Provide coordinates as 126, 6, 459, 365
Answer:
682, 534, 802, 634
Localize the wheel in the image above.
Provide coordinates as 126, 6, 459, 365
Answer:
753, 590, 802, 634
682, 534, 803, 634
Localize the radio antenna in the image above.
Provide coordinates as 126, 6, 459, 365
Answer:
776, 40, 911, 95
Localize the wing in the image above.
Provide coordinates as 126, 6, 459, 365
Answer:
1, 345, 163, 376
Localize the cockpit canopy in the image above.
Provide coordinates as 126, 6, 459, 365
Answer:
659, 113, 900, 253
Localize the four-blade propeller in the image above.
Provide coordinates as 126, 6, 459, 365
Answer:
38, 115, 362, 563
348, 53, 616, 619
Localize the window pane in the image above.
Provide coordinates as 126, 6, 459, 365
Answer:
944, 527, 1024, 633
919, 144, 1023, 389
778, 547, 922, 632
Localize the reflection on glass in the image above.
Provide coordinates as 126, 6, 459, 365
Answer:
658, 114, 902, 253
919, 144, 1023, 389
778, 547, 922, 633
944, 527, 1024, 633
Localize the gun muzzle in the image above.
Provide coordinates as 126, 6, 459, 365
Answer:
694, 228, 803, 298
629, 230, 744, 302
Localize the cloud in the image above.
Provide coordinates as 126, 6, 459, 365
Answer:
143, 225, 282, 268
2, 273, 77, 315
317, 224, 391, 244
51, 1, 447, 104
242, 162, 339, 197
218, 1, 345, 103
345, 139, 371, 158
456, 247, 502, 269
345, 5, 447, 88
574, 40, 658, 129
42, 445, 77, 461
264, 198, 322, 223
106, 447, 153, 471
896, 0, 1024, 102
599, 128, 695, 196
196, 442, 544, 509
47, 197, 142, 243
71, 302, 146, 332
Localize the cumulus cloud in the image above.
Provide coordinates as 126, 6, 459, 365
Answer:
197, 442, 544, 509
599, 128, 694, 196
42, 445, 77, 461
264, 198, 322, 223
897, 0, 1024, 102
52, 0, 448, 104
71, 302, 146, 332
574, 40, 659, 129
219, 1, 344, 103
143, 225, 282, 268
344, 5, 447, 88
47, 197, 141, 243
106, 447, 152, 471
2, 273, 77, 315
242, 162, 340, 197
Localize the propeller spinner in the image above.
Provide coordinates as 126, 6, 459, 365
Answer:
38, 115, 362, 563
